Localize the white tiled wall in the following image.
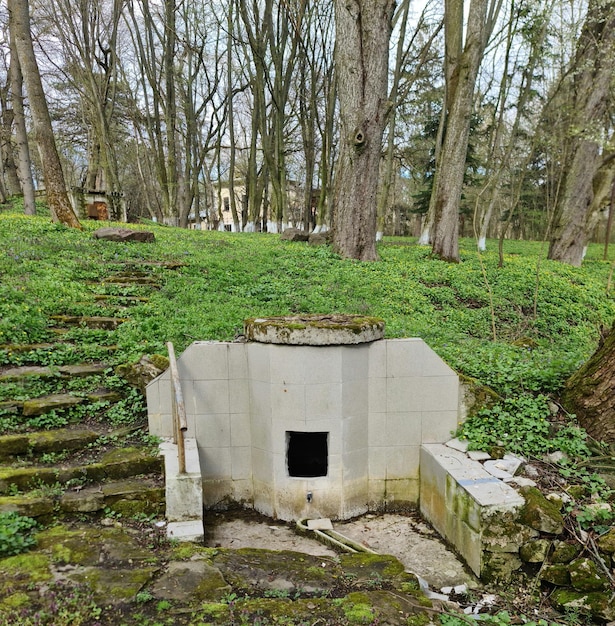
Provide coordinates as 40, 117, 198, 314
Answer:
147, 337, 460, 521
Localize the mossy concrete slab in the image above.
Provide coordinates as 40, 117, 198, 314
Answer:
338, 553, 410, 587
101, 479, 164, 516
49, 315, 129, 329
27, 428, 99, 453
66, 566, 158, 604
58, 364, 108, 377
37, 525, 155, 566
214, 548, 341, 594
0, 434, 30, 459
22, 393, 85, 416
150, 560, 231, 602
0, 494, 54, 518
59, 488, 105, 513
86, 389, 122, 403
0, 466, 59, 493
244, 314, 385, 345
343, 590, 433, 625
0, 366, 57, 381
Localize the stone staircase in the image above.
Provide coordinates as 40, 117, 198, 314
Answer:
0, 258, 185, 525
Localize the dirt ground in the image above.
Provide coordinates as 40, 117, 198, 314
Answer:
202, 509, 478, 592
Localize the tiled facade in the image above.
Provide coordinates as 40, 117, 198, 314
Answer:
147, 338, 460, 521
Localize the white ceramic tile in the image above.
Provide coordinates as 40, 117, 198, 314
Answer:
305, 382, 342, 419
269, 345, 306, 384
251, 447, 274, 482
248, 380, 271, 418
231, 446, 252, 479
420, 376, 459, 413
368, 377, 386, 413
386, 338, 425, 378
343, 415, 368, 452
386, 376, 422, 413
251, 414, 272, 452
230, 379, 250, 414
422, 345, 457, 377
195, 413, 231, 448
342, 380, 369, 419
386, 412, 422, 447
178, 342, 229, 380
368, 412, 387, 447
342, 345, 369, 381
192, 379, 230, 414
421, 410, 460, 443
227, 343, 248, 379
386, 445, 420, 479
343, 448, 368, 481
230, 412, 251, 447
247, 343, 270, 382
368, 447, 388, 479
368, 340, 386, 377
199, 446, 231, 478
270, 383, 306, 420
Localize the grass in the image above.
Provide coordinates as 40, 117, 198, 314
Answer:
1, 205, 614, 399
2, 203, 613, 624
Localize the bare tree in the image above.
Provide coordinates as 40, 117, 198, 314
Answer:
332, 0, 396, 260
8, 0, 81, 228
9, 24, 36, 215
548, 0, 615, 266
428, 0, 502, 262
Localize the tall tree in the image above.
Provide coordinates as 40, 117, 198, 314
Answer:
7, 0, 81, 228
9, 25, 36, 215
332, 0, 396, 260
548, 0, 615, 266
429, 0, 502, 262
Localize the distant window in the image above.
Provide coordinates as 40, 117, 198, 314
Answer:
287, 431, 328, 478
223, 197, 230, 211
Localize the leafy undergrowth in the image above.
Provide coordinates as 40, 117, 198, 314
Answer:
2, 203, 615, 624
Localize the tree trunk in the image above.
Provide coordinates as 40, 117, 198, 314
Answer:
431, 0, 496, 262
548, 0, 615, 266
562, 322, 615, 442
332, 0, 395, 261
9, 36, 36, 216
8, 0, 81, 228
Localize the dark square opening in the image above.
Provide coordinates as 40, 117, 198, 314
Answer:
287, 431, 328, 478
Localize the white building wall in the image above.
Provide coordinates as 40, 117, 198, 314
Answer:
147, 338, 460, 521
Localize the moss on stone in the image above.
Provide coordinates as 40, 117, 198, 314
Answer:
0, 552, 52, 583
339, 552, 405, 581
540, 564, 571, 586
0, 591, 30, 609
341, 592, 376, 624
519, 486, 564, 534
550, 541, 582, 564
551, 589, 615, 622
569, 557, 609, 592
67, 566, 158, 604
36, 525, 102, 566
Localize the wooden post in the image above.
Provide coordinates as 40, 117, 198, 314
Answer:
166, 342, 187, 474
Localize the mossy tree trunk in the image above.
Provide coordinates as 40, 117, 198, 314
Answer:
562, 323, 615, 442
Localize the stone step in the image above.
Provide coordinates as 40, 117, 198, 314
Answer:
0, 447, 163, 495
0, 428, 100, 460
0, 363, 108, 382
22, 393, 85, 416
0, 477, 164, 519
93, 294, 149, 304
49, 315, 129, 329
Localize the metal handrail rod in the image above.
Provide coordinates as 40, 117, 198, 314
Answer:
166, 342, 187, 474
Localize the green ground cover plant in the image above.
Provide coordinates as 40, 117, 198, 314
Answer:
2, 205, 615, 624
